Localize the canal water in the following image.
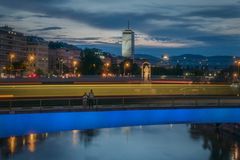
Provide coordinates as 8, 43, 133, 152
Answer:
0, 124, 240, 160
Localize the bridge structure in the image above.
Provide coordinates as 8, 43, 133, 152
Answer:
0, 95, 240, 138
0, 82, 240, 138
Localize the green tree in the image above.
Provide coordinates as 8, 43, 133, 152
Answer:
35, 68, 44, 76
80, 48, 103, 75
109, 64, 120, 75
56, 60, 69, 75
118, 59, 140, 76
132, 63, 141, 75
12, 61, 26, 76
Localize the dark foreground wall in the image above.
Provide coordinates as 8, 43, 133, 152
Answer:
1, 107, 240, 138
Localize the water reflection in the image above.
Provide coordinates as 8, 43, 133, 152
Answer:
232, 143, 239, 160
0, 129, 101, 158
189, 124, 240, 160
0, 133, 49, 159
1, 125, 240, 160
72, 130, 79, 145
79, 130, 99, 147
8, 136, 16, 154
27, 133, 37, 152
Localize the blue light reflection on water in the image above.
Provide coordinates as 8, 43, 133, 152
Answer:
0, 107, 240, 138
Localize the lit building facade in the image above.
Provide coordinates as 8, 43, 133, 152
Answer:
48, 42, 81, 75
0, 26, 27, 68
26, 36, 49, 74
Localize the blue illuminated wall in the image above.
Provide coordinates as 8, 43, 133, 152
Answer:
0, 108, 240, 138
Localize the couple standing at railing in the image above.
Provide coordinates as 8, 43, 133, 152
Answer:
82, 89, 95, 109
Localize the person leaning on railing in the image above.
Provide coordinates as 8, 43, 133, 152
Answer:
88, 89, 95, 109
82, 92, 88, 108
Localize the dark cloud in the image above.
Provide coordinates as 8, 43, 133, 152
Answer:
14, 16, 26, 20
77, 37, 101, 41
0, 0, 66, 9
47, 37, 121, 45
186, 5, 240, 18
0, 0, 175, 30
148, 25, 207, 40
28, 27, 62, 32
32, 14, 52, 18
190, 35, 240, 45
0, 0, 239, 55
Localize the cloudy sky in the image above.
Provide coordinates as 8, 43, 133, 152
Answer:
0, 0, 239, 57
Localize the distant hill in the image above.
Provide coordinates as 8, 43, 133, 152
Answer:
49, 41, 81, 50
170, 54, 236, 69
171, 54, 206, 59
135, 54, 160, 64
57, 43, 237, 69
207, 56, 236, 68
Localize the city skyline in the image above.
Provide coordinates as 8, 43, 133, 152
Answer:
0, 0, 239, 57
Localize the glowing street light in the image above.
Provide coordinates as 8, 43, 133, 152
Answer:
163, 54, 169, 61
234, 60, 240, 78
9, 53, 15, 62
28, 55, 35, 63
125, 62, 129, 68
105, 62, 110, 68
72, 60, 78, 75
9, 52, 16, 78
104, 62, 111, 75
58, 58, 64, 76
234, 73, 238, 78
73, 60, 78, 67
28, 54, 36, 74
124, 62, 130, 76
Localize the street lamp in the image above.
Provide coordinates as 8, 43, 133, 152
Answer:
58, 58, 64, 76
237, 61, 240, 76
124, 62, 130, 76
233, 73, 238, 82
234, 73, 238, 78
9, 52, 16, 78
104, 62, 110, 75
234, 60, 240, 79
72, 60, 78, 75
28, 54, 35, 74
28, 55, 35, 62
105, 62, 110, 68
1, 66, 6, 77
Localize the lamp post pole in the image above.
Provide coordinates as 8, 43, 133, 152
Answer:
73, 60, 78, 75
58, 58, 64, 76
9, 53, 15, 78
237, 62, 240, 81
28, 54, 35, 74
235, 61, 240, 80
124, 62, 129, 77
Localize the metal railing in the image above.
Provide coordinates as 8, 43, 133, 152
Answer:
0, 96, 240, 113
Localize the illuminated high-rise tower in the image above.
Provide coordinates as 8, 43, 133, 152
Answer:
122, 21, 134, 58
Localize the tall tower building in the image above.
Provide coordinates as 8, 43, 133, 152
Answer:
122, 22, 134, 58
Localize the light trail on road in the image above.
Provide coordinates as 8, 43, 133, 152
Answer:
0, 83, 237, 98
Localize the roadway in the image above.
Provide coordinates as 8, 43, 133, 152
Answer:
0, 83, 237, 98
